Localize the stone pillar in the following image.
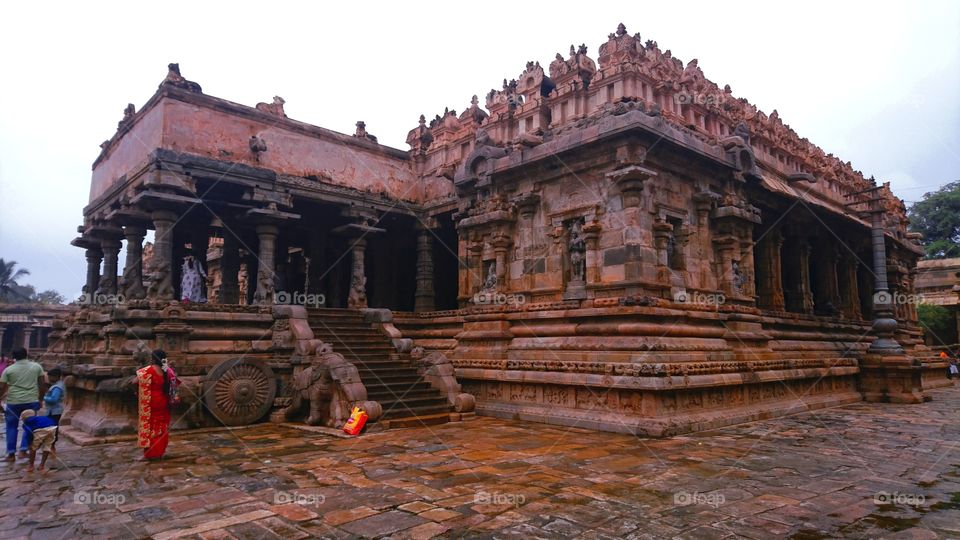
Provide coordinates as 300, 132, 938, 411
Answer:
652, 220, 673, 286
465, 241, 483, 296
253, 224, 278, 305
739, 233, 756, 299
414, 229, 436, 312
305, 233, 326, 297
347, 238, 368, 308
860, 210, 921, 403
491, 235, 512, 290
22, 327, 33, 349
838, 251, 862, 319
757, 230, 785, 311
797, 239, 814, 314
868, 216, 900, 354
121, 226, 146, 299
714, 236, 737, 297
220, 231, 241, 304
98, 237, 122, 296
84, 248, 102, 300
150, 210, 178, 300
693, 193, 715, 290
813, 243, 841, 314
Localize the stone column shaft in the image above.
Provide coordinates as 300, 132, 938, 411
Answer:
84, 249, 103, 300
98, 238, 122, 296
414, 230, 436, 312
220, 231, 241, 304
797, 239, 814, 314
253, 224, 278, 305
839, 253, 862, 319
757, 232, 785, 310
151, 210, 178, 300
122, 226, 146, 299
347, 238, 368, 308
867, 212, 902, 354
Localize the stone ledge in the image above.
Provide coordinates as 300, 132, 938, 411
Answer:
476, 391, 862, 437
456, 366, 860, 391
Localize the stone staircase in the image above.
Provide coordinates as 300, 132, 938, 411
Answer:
307, 308, 453, 428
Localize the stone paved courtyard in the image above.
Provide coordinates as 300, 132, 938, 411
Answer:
1, 386, 959, 539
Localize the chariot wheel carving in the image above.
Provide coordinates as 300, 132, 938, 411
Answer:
203, 358, 276, 426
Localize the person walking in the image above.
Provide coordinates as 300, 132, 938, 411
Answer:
0, 348, 44, 460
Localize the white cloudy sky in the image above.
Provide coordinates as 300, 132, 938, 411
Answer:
0, 1, 958, 298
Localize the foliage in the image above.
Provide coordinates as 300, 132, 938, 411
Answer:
0, 259, 66, 305
918, 303, 957, 346
0, 259, 31, 302
908, 181, 960, 259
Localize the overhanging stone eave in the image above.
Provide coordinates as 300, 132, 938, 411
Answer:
276, 175, 423, 217
479, 110, 738, 181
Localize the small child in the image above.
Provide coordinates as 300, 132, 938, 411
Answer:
42, 368, 65, 424
19, 410, 57, 472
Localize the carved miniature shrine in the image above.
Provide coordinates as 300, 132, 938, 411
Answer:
49, 25, 947, 437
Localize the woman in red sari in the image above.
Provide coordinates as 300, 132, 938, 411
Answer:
136, 349, 175, 460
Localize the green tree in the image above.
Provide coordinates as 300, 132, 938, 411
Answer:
908, 181, 960, 259
33, 289, 66, 305
918, 304, 958, 347
0, 259, 31, 302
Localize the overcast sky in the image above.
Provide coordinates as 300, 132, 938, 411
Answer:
1, 1, 958, 298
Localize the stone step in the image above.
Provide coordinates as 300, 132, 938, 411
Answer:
308, 310, 451, 429
377, 411, 453, 429
379, 403, 453, 421
366, 388, 440, 401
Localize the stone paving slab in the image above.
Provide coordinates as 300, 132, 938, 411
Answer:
1, 386, 959, 538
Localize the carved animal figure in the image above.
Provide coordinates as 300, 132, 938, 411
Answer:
283, 341, 381, 427
255, 96, 286, 117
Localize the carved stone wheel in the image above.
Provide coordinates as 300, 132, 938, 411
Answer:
203, 358, 276, 426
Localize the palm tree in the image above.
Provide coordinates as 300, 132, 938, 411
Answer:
0, 259, 30, 302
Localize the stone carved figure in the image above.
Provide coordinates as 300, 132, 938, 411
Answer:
120, 263, 146, 300
732, 261, 746, 294
160, 63, 202, 93
405, 114, 434, 155
347, 272, 367, 308
549, 52, 570, 79
481, 261, 498, 292
255, 96, 286, 117
253, 269, 274, 305
146, 262, 173, 301
282, 340, 381, 427
249, 134, 268, 156
118, 103, 136, 130
568, 219, 587, 283
733, 122, 751, 145
353, 121, 378, 142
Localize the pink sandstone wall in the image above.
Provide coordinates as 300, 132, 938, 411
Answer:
89, 101, 166, 203
159, 99, 422, 202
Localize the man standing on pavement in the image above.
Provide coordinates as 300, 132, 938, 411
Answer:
0, 348, 45, 460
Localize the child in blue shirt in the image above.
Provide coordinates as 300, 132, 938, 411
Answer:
19, 409, 57, 472
42, 368, 65, 424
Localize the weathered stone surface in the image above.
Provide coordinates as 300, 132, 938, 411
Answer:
4, 389, 960, 537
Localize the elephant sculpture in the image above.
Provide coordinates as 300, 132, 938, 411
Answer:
283, 340, 381, 427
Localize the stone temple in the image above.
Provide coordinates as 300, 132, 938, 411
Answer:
50, 24, 948, 438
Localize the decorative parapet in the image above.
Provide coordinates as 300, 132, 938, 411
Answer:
407, 22, 913, 240
362, 308, 413, 353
